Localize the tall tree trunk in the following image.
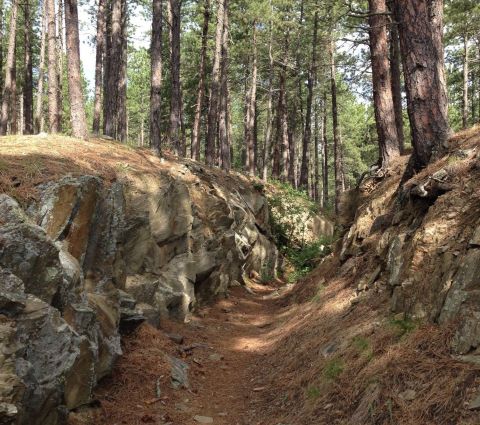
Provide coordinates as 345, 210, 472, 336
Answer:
280, 33, 290, 182
462, 36, 469, 130
117, 0, 127, 142
272, 91, 281, 180
394, 0, 450, 176
35, 0, 47, 133
368, 0, 400, 167
57, 0, 64, 128
330, 39, 342, 215
322, 92, 329, 206
23, 0, 33, 134
104, 0, 122, 138
314, 95, 320, 204
280, 74, 289, 182
390, 17, 404, 154
262, 2, 274, 181
288, 120, 295, 186
93, 0, 106, 134
168, 0, 183, 156
103, 0, 111, 134
245, 22, 257, 176
205, 0, 225, 166
219, 3, 230, 172
191, 0, 210, 160
299, 8, 318, 191
10, 48, 17, 134
65, 0, 88, 138
47, 0, 60, 132
150, 0, 163, 154
0, 0, 3, 103
0, 0, 18, 135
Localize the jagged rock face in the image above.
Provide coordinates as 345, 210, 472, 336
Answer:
1, 158, 329, 424
338, 147, 480, 355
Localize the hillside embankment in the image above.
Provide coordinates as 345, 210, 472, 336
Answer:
0, 130, 479, 425
0, 135, 331, 425
91, 128, 480, 425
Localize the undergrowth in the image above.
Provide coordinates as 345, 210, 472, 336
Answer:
266, 181, 336, 282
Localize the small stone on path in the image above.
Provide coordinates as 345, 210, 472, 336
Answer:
208, 353, 223, 362
167, 333, 184, 344
193, 415, 214, 423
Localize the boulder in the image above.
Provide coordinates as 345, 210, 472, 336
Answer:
0, 223, 63, 306
386, 234, 406, 288
0, 268, 26, 316
35, 176, 101, 264
0, 316, 23, 425
15, 296, 85, 425
83, 182, 126, 289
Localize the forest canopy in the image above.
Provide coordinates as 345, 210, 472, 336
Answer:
0, 0, 477, 212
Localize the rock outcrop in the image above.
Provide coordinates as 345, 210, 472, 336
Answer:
337, 138, 480, 355
0, 149, 336, 424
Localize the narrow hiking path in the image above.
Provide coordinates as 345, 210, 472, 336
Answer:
95, 282, 290, 425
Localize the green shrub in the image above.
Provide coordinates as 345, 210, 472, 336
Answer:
266, 181, 337, 283
306, 386, 321, 399
323, 358, 344, 381
389, 316, 417, 336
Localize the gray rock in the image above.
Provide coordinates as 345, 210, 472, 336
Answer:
167, 333, 184, 344
386, 235, 406, 287
0, 195, 30, 225
15, 296, 86, 424
193, 416, 214, 424
166, 355, 189, 390
469, 225, 480, 247
398, 389, 417, 401
468, 392, 480, 410
0, 269, 26, 316
35, 176, 101, 265
0, 223, 63, 305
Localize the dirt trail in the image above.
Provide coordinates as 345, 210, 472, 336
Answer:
95, 282, 287, 425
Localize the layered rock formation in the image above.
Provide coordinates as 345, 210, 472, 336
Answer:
0, 158, 289, 424
338, 136, 480, 355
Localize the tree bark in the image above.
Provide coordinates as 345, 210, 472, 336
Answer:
104, 0, 122, 139
117, 0, 127, 142
394, 0, 450, 175
330, 39, 342, 215
262, 2, 274, 181
389, 16, 404, 154
462, 36, 469, 129
168, 0, 184, 156
219, 3, 230, 172
0, 0, 18, 135
10, 47, 18, 134
47, 0, 60, 132
191, 0, 210, 160
272, 91, 281, 180
57, 0, 64, 128
280, 74, 289, 182
279, 33, 290, 182
322, 92, 329, 206
93, 0, 106, 134
0, 0, 3, 103
205, 0, 225, 166
299, 8, 318, 191
150, 0, 163, 154
245, 22, 257, 176
23, 0, 33, 134
368, 0, 400, 167
35, 0, 47, 133
65, 0, 88, 138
